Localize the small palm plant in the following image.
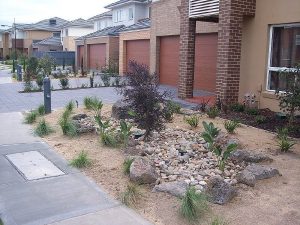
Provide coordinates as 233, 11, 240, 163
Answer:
180, 186, 209, 222
70, 151, 91, 168
213, 143, 238, 171
59, 109, 77, 137
34, 119, 53, 137
84, 96, 103, 116
224, 120, 240, 134
185, 115, 200, 128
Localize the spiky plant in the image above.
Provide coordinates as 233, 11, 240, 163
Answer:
207, 106, 219, 119
65, 101, 75, 113
24, 110, 38, 124
120, 183, 142, 207
119, 120, 133, 146
70, 151, 91, 168
277, 138, 295, 152
37, 104, 45, 115
180, 186, 209, 222
224, 120, 240, 134
123, 158, 134, 175
34, 119, 53, 137
59, 110, 77, 137
185, 115, 200, 128
100, 131, 117, 147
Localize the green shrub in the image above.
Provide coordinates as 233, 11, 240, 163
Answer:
101, 73, 111, 86
163, 100, 181, 122
34, 119, 53, 137
24, 111, 38, 124
276, 127, 289, 139
83, 96, 93, 109
224, 120, 240, 134
123, 158, 134, 175
0, 218, 3, 225
59, 110, 77, 137
59, 77, 69, 89
185, 115, 200, 128
207, 106, 219, 119
213, 143, 238, 171
211, 217, 229, 225
70, 151, 91, 168
83, 96, 103, 115
180, 186, 208, 222
36, 75, 44, 90
65, 101, 75, 113
229, 103, 245, 112
277, 138, 295, 152
100, 131, 118, 147
201, 121, 220, 150
245, 107, 259, 116
37, 104, 45, 116
120, 183, 142, 207
255, 115, 267, 124
119, 120, 133, 146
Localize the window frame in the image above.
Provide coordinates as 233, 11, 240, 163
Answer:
267, 23, 300, 92
129, 8, 134, 20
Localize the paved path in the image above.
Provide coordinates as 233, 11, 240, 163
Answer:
0, 112, 152, 225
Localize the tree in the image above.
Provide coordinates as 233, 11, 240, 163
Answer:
38, 55, 56, 76
118, 61, 169, 139
25, 57, 39, 81
276, 64, 300, 124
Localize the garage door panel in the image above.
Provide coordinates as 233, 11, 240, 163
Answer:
126, 39, 150, 72
88, 44, 106, 70
159, 36, 180, 86
77, 46, 84, 67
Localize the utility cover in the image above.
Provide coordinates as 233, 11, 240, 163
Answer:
6, 151, 64, 180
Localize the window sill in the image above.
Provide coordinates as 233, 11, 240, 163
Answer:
262, 91, 278, 100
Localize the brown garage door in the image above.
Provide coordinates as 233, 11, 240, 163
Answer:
159, 36, 180, 86
194, 33, 218, 92
77, 45, 84, 67
159, 34, 217, 92
126, 39, 150, 72
88, 44, 106, 70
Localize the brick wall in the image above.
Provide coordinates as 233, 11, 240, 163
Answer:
119, 29, 150, 74
216, 0, 256, 103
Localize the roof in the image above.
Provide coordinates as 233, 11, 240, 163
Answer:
76, 25, 125, 40
88, 11, 113, 21
119, 18, 150, 32
32, 37, 62, 47
60, 18, 93, 28
14, 17, 67, 32
105, 0, 149, 9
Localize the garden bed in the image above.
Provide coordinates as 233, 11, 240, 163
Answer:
30, 105, 300, 225
18, 85, 120, 93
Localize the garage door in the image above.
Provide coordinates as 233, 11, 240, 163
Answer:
77, 45, 84, 67
194, 33, 218, 92
159, 36, 180, 86
88, 44, 106, 70
159, 34, 217, 92
126, 39, 150, 72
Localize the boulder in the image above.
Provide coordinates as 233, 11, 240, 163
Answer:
72, 115, 95, 134
237, 164, 280, 187
206, 176, 237, 205
72, 113, 88, 120
153, 181, 188, 197
130, 157, 158, 184
231, 150, 272, 163
111, 100, 131, 119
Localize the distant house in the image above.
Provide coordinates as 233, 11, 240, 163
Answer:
89, 11, 113, 32
60, 19, 94, 51
0, 17, 67, 57
32, 37, 62, 52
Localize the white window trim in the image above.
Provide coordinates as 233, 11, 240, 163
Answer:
129, 8, 134, 20
266, 23, 300, 92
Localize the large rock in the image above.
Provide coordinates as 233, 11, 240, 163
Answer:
237, 164, 280, 187
111, 100, 131, 119
153, 181, 188, 197
72, 114, 95, 134
231, 150, 272, 163
206, 176, 237, 205
130, 157, 158, 184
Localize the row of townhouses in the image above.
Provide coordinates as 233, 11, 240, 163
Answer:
0, 0, 299, 113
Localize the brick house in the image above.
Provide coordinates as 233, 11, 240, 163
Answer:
151, 0, 300, 111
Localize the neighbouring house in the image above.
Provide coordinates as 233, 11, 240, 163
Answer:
32, 37, 63, 52
60, 19, 94, 51
118, 18, 151, 74
89, 11, 113, 32
150, 0, 300, 112
75, 25, 124, 71
75, 0, 151, 71
0, 17, 67, 57
0, 30, 6, 59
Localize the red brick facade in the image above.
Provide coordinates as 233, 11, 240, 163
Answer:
178, 0, 256, 102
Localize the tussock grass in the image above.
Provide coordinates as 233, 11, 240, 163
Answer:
37, 104, 45, 115
70, 151, 91, 168
123, 158, 134, 175
120, 183, 142, 207
185, 115, 200, 128
224, 120, 240, 134
34, 119, 53, 137
24, 110, 38, 124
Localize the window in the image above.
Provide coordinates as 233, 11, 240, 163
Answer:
129, 8, 133, 20
53, 32, 60, 37
115, 10, 123, 22
267, 24, 300, 91
65, 29, 68, 36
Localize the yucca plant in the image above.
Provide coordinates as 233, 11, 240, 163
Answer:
34, 119, 53, 137
180, 186, 208, 222
119, 120, 133, 146
123, 158, 134, 175
213, 143, 238, 171
185, 115, 200, 128
277, 138, 295, 152
120, 183, 142, 207
37, 104, 45, 116
84, 96, 103, 116
224, 120, 240, 134
24, 110, 38, 124
70, 151, 91, 168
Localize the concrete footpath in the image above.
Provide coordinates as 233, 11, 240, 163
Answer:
0, 112, 152, 225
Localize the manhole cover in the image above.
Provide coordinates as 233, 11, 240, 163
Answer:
6, 151, 65, 180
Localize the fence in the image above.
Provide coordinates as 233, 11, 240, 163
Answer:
33, 51, 75, 66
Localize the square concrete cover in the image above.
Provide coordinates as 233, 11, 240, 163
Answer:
6, 151, 64, 180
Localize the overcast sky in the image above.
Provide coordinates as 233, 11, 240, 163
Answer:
0, 0, 113, 26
